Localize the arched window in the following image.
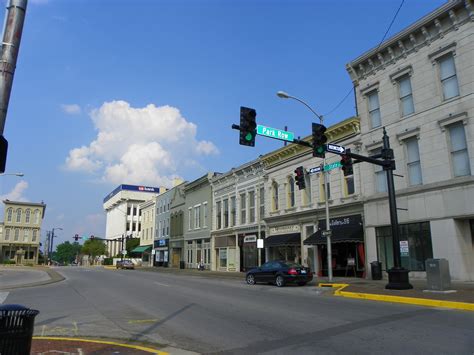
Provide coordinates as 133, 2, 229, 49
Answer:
7, 208, 12, 222
287, 177, 295, 208
25, 209, 31, 223
32, 230, 37, 242
34, 210, 40, 224
24, 229, 29, 242
5, 229, 10, 241
272, 182, 279, 211
16, 209, 22, 223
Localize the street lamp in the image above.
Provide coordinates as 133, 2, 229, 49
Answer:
49, 227, 63, 264
277, 90, 333, 281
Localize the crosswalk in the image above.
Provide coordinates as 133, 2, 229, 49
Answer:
0, 292, 9, 304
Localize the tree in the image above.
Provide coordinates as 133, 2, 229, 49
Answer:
126, 238, 140, 255
81, 239, 106, 258
54, 241, 82, 264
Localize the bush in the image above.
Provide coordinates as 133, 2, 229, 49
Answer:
2, 260, 16, 265
103, 257, 113, 265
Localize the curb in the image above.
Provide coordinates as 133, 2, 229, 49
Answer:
318, 283, 474, 312
0, 267, 65, 291
32, 336, 168, 354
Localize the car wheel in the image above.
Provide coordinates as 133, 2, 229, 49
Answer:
275, 275, 285, 287
246, 274, 256, 285
298, 282, 307, 286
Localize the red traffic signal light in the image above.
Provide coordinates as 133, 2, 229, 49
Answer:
239, 107, 257, 147
294, 166, 306, 190
312, 123, 327, 158
340, 148, 353, 176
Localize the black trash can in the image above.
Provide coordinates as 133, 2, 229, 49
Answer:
0, 304, 40, 355
179, 261, 185, 269
370, 261, 383, 280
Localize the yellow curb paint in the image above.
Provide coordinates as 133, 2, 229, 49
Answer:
317, 283, 473, 312
103, 266, 116, 270
32, 336, 168, 354
128, 319, 159, 324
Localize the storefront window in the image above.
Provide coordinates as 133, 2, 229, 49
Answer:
376, 221, 432, 271
219, 248, 227, 267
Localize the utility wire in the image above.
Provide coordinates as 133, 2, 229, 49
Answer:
322, 0, 405, 117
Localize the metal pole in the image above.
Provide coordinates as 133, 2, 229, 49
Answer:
121, 234, 124, 262
321, 115, 332, 282
0, 0, 27, 134
49, 229, 55, 263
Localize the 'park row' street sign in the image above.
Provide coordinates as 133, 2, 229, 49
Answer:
257, 125, 294, 142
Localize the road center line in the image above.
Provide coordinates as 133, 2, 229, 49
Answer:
154, 281, 170, 287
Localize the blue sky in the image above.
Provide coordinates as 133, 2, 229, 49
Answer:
1, 0, 446, 247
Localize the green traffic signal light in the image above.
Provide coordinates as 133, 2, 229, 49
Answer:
245, 132, 253, 141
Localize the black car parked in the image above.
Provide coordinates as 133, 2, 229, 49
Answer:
246, 260, 313, 287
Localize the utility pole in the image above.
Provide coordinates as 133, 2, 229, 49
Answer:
0, 0, 27, 172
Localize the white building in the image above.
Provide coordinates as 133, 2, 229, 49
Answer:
103, 184, 162, 257
346, 0, 474, 280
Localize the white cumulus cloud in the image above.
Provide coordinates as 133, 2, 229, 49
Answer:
65, 100, 219, 186
0, 181, 29, 202
61, 104, 81, 115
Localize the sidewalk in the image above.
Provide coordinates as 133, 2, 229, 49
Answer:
0, 265, 65, 290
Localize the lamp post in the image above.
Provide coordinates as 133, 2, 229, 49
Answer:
277, 91, 333, 281
49, 227, 63, 264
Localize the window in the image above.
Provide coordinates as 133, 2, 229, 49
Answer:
372, 149, 387, 192
367, 91, 381, 128
34, 210, 40, 224
159, 222, 162, 237
188, 208, 192, 230
249, 191, 255, 223
439, 55, 459, 100
219, 248, 227, 268
398, 75, 414, 116
345, 175, 355, 196
302, 175, 312, 205
127, 206, 131, 215
25, 209, 30, 223
194, 206, 201, 229
230, 197, 236, 227
223, 199, 229, 228
16, 209, 22, 223
240, 193, 246, 224
449, 123, 470, 177
216, 201, 222, 229
376, 222, 432, 271
259, 188, 264, 219
5, 229, 10, 241
7, 208, 12, 222
287, 178, 295, 208
272, 182, 279, 211
203, 203, 208, 228
14, 229, 19, 241
24, 229, 29, 242
406, 138, 422, 185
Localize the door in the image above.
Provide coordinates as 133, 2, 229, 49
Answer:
172, 250, 180, 267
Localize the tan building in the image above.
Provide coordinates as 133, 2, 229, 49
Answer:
0, 200, 46, 264
137, 198, 156, 266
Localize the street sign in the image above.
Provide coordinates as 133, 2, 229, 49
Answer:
324, 161, 342, 171
122, 249, 127, 255
322, 230, 332, 237
326, 143, 346, 154
257, 125, 294, 142
307, 166, 322, 175
400, 241, 409, 257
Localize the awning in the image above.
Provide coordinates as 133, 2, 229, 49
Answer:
265, 233, 300, 247
131, 245, 152, 253
304, 224, 363, 245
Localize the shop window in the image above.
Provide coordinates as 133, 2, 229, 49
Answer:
376, 221, 433, 271
219, 248, 227, 268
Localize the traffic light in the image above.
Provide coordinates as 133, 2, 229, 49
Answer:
90, 235, 95, 241
312, 122, 327, 158
294, 166, 306, 190
73, 234, 79, 242
340, 148, 353, 176
239, 106, 257, 146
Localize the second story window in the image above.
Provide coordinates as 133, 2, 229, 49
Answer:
194, 206, 201, 229
32, 230, 37, 242
272, 182, 279, 211
439, 54, 459, 100
203, 202, 208, 228
230, 197, 236, 226
287, 177, 295, 208
223, 199, 229, 228
240, 193, 246, 224
259, 187, 264, 219
320, 178, 331, 201
367, 91, 381, 128
188, 208, 192, 230
345, 174, 355, 196
5, 229, 10, 241
24, 229, 29, 242
216, 201, 222, 229
406, 137, 422, 186
14, 229, 19, 241
449, 123, 470, 177
398, 75, 414, 117
7, 208, 12, 222
249, 191, 255, 223
16, 209, 22, 223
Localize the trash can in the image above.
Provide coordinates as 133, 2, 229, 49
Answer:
179, 261, 185, 269
425, 258, 451, 291
370, 261, 383, 280
0, 304, 40, 355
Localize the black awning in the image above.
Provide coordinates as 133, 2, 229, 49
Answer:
304, 225, 363, 245
265, 233, 301, 247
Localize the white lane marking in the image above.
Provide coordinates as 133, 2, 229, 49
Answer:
154, 281, 170, 287
0, 292, 9, 304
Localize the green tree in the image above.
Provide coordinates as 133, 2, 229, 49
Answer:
54, 241, 82, 264
126, 238, 140, 255
81, 239, 106, 257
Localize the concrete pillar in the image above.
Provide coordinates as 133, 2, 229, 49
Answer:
365, 227, 377, 279
235, 232, 240, 272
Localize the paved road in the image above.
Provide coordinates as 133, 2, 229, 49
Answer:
0, 268, 50, 288
4, 267, 474, 354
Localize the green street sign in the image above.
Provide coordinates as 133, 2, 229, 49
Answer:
324, 161, 342, 171
257, 125, 294, 142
